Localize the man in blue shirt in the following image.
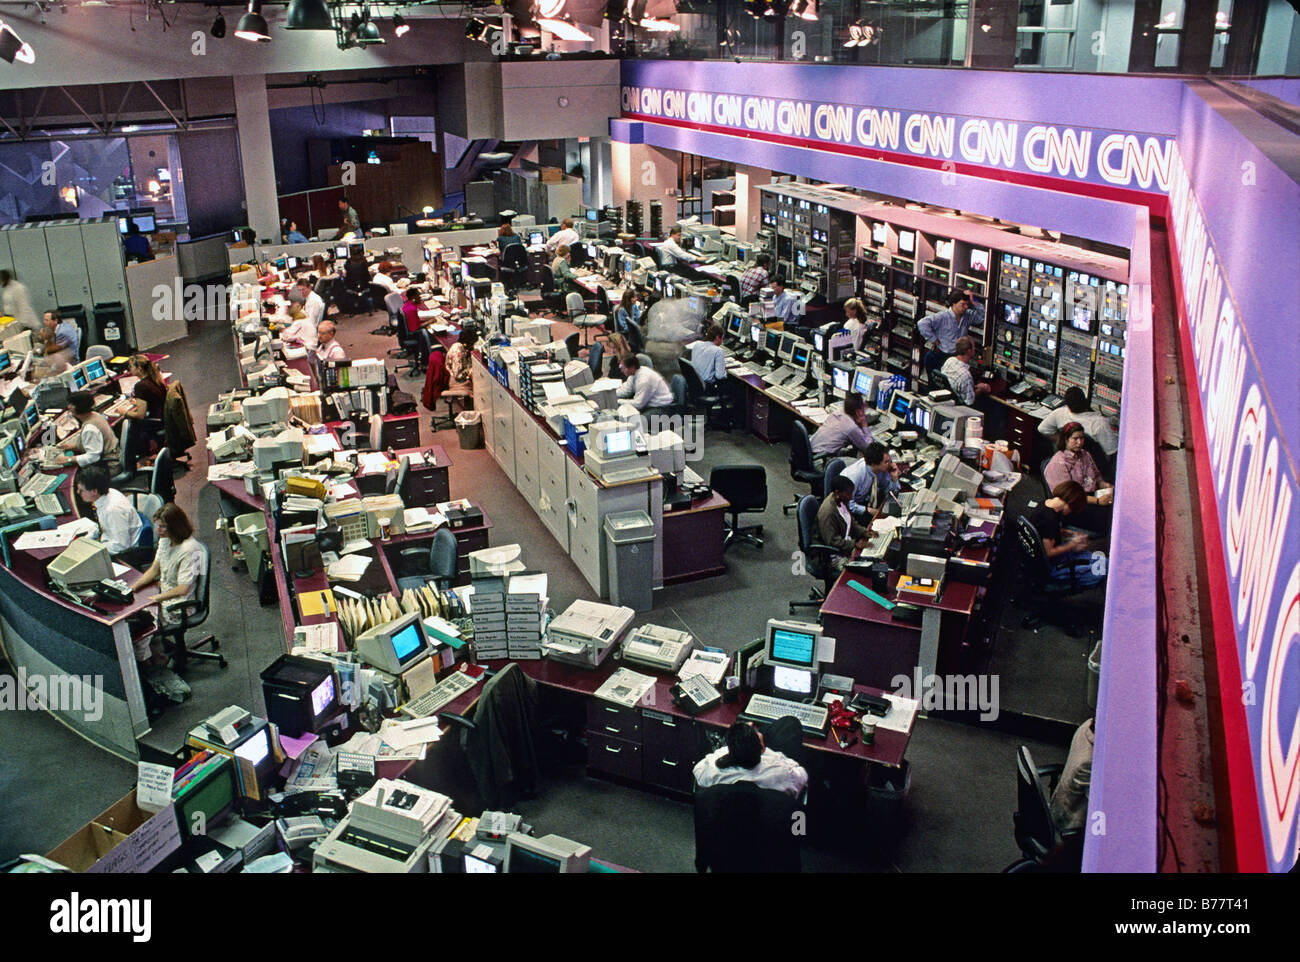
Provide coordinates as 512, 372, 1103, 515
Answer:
283, 219, 309, 244
918, 289, 972, 373
691, 324, 727, 388
841, 442, 902, 519
771, 276, 802, 326
47, 310, 81, 361
122, 221, 152, 261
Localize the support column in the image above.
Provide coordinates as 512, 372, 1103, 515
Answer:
589, 136, 613, 211
610, 139, 678, 232
233, 74, 281, 245
733, 166, 772, 245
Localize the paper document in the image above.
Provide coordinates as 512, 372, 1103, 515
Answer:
327, 554, 372, 582
876, 694, 920, 734
377, 717, 443, 752
293, 622, 339, 653
594, 668, 657, 708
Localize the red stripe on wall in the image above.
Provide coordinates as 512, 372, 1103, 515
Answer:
1165, 205, 1269, 873
622, 112, 1167, 212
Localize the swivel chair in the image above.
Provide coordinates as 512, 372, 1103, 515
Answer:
564, 331, 582, 363
1005, 745, 1083, 872
710, 464, 766, 550
1013, 514, 1105, 634
694, 782, 801, 873
790, 494, 839, 614
116, 447, 176, 509
678, 358, 729, 431
783, 421, 824, 515
567, 292, 607, 348
380, 291, 406, 339
498, 243, 530, 294
822, 457, 847, 501
396, 528, 459, 594
159, 542, 227, 673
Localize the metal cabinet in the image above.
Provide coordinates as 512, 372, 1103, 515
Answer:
490, 378, 515, 482
4, 224, 56, 308
512, 406, 540, 509
536, 434, 570, 551
46, 223, 93, 308
472, 359, 494, 455
81, 220, 129, 308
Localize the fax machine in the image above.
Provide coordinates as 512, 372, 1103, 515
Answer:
620, 623, 694, 673
313, 779, 456, 874
543, 599, 635, 669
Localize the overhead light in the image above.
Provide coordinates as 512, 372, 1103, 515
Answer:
744, 0, 766, 18
537, 0, 567, 17
794, 0, 818, 21
0, 21, 35, 63
211, 11, 227, 38
639, 18, 679, 32
235, 1, 272, 42
286, 0, 333, 30
537, 16, 594, 41
979, 19, 991, 33
762, 0, 790, 20
348, 7, 384, 45
393, 13, 409, 36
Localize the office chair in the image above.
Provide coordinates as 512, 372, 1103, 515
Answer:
85, 344, 113, 363
677, 358, 729, 431
1006, 745, 1082, 872
710, 464, 766, 550
395, 528, 458, 594
1013, 514, 1104, 634
790, 494, 838, 614
668, 374, 688, 419
783, 421, 824, 515
116, 447, 176, 509
159, 542, 227, 673
623, 318, 645, 355
113, 495, 162, 571
566, 292, 607, 348
498, 244, 529, 294
694, 782, 801, 873
822, 458, 847, 505
564, 331, 582, 363
380, 291, 406, 339
440, 663, 540, 809
587, 341, 604, 378
520, 271, 567, 317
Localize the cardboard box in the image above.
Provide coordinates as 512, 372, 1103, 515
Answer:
539, 166, 563, 183
47, 791, 182, 873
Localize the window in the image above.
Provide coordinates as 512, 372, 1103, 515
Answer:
1016, 0, 1079, 70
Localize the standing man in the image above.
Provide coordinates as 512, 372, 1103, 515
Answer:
0, 269, 40, 333
691, 325, 727, 389
918, 289, 972, 374
546, 217, 580, 254
314, 321, 346, 364
56, 392, 120, 468
48, 310, 81, 361
739, 252, 771, 298
338, 196, 361, 236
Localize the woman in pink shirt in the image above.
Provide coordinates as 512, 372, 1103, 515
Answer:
1044, 422, 1114, 536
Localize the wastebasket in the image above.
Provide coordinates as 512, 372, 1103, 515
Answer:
603, 510, 655, 611
865, 760, 911, 851
233, 512, 268, 583
455, 410, 484, 449
1086, 640, 1102, 709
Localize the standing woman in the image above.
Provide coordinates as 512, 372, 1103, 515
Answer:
841, 297, 871, 350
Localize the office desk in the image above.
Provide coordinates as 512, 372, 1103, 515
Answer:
725, 367, 821, 444
349, 444, 451, 505
661, 493, 729, 584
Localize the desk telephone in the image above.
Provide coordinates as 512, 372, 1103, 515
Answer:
671, 674, 721, 715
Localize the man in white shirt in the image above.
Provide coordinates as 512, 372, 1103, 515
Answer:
545, 217, 580, 255
278, 291, 318, 348
690, 324, 727, 388
693, 720, 808, 799
940, 337, 990, 406
314, 321, 346, 363
297, 278, 326, 330
656, 226, 698, 266
616, 354, 674, 413
75, 464, 143, 554
56, 392, 119, 468
1037, 387, 1119, 457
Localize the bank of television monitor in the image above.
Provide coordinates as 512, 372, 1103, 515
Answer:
765, 619, 819, 670
970, 248, 989, 274
871, 222, 888, 245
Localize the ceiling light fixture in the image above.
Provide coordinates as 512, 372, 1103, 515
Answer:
393, 13, 409, 36
639, 17, 679, 31
286, 0, 334, 30
211, 10, 226, 37
0, 20, 35, 63
350, 7, 385, 44
537, 16, 594, 41
235, 0, 272, 42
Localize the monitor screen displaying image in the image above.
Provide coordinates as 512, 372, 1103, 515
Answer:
234, 728, 271, 767
310, 674, 336, 718
529, 231, 545, 246
751, 324, 762, 346
890, 391, 913, 418
764, 329, 781, 353
0, 352, 9, 374
72, 368, 88, 390
970, 249, 989, 273
391, 623, 424, 665
871, 223, 888, 245
796, 249, 808, 269
832, 366, 851, 392
335, 246, 349, 259
84, 358, 106, 382
603, 430, 633, 456
464, 854, 499, 874
852, 369, 874, 397
767, 621, 818, 668
934, 239, 954, 262
791, 345, 810, 368
728, 313, 744, 336
1071, 306, 1093, 333
2, 442, 17, 468
773, 664, 813, 696
898, 230, 915, 254
1001, 302, 1023, 326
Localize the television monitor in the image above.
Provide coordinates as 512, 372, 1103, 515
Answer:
1070, 305, 1093, 333
355, 612, 431, 674
772, 664, 814, 699
0, 351, 9, 375
423, 247, 433, 263
764, 619, 820, 669
688, 295, 702, 315
83, 358, 107, 384
736, 245, 748, 261
812, 330, 825, 354
1046, 337, 1057, 352
602, 429, 633, 457
585, 243, 598, 260
764, 329, 781, 354
831, 365, 851, 393
898, 230, 915, 254
663, 280, 675, 298
586, 208, 600, 222
175, 756, 236, 840
310, 673, 337, 718
911, 398, 934, 431
653, 275, 665, 293
1001, 302, 1023, 326
71, 366, 88, 390
790, 344, 810, 371
528, 230, 546, 247
969, 249, 989, 274
504, 833, 591, 874
335, 245, 349, 259
934, 239, 954, 262
234, 726, 271, 769
286, 256, 300, 270
796, 249, 808, 269
727, 312, 744, 337
871, 222, 888, 245
889, 389, 916, 419
852, 368, 875, 398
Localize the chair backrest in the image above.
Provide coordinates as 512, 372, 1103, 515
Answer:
384, 291, 405, 316
429, 527, 459, 586
635, 352, 653, 373
564, 331, 581, 361
85, 344, 112, 362
595, 286, 612, 315
930, 368, 954, 393
796, 494, 819, 557
823, 458, 847, 499
151, 448, 176, 504
137, 493, 163, 520
669, 374, 687, 411
135, 511, 154, 549
709, 464, 767, 513
678, 357, 706, 401
1014, 513, 1052, 585
538, 270, 556, 295
501, 244, 528, 271
789, 420, 814, 473
694, 782, 801, 873
184, 541, 212, 628
625, 318, 645, 354
565, 291, 585, 317
1014, 745, 1060, 861
587, 341, 604, 377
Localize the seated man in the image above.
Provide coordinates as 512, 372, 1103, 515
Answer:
690, 324, 727, 389
739, 252, 771, 299
657, 226, 699, 267
841, 441, 902, 519
616, 353, 674, 415
940, 336, 991, 406
74, 464, 143, 555
693, 719, 808, 799
817, 475, 872, 571
810, 392, 874, 459
769, 276, 802, 326
54, 391, 119, 469
314, 321, 346, 364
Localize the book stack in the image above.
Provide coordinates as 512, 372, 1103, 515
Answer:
470, 580, 508, 661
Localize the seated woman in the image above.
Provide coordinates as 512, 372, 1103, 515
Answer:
1025, 481, 1106, 588
129, 503, 205, 667
445, 326, 479, 392
692, 720, 808, 799
113, 354, 168, 483
551, 244, 580, 295
1043, 421, 1113, 533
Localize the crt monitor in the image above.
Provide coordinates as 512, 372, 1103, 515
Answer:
529, 230, 546, 246
831, 364, 851, 394
889, 389, 916, 420
602, 429, 633, 457
0, 350, 9, 375
286, 256, 300, 270
790, 343, 811, 371
335, 245, 349, 259
464, 853, 500, 874
585, 208, 600, 222
750, 323, 762, 346
970, 248, 990, 274
772, 664, 815, 700
83, 357, 107, 384
795, 249, 808, 269
765, 619, 820, 670
355, 612, 431, 674
1071, 304, 1093, 333
812, 330, 825, 354
504, 833, 591, 874
726, 312, 745, 337
933, 239, 954, 263
423, 247, 433, 263
1001, 302, 1023, 326
898, 230, 916, 254
71, 366, 88, 390
763, 329, 781, 354
852, 368, 875, 399
777, 333, 798, 361
871, 222, 888, 245
2, 439, 17, 469
21, 402, 38, 432
585, 243, 598, 260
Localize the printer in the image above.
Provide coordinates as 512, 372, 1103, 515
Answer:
252, 427, 304, 472
313, 779, 457, 874
48, 538, 113, 588
208, 425, 255, 463
620, 623, 694, 673
207, 392, 247, 428
583, 420, 654, 484
933, 452, 983, 499
544, 599, 635, 669
242, 386, 291, 428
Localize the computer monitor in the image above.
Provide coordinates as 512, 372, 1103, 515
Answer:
777, 333, 798, 362
175, 755, 236, 840
464, 853, 500, 874
663, 280, 675, 298
423, 247, 433, 263
286, 256, 300, 271
790, 343, 811, 371
898, 230, 915, 254
852, 368, 875, 400
335, 245, 349, 259
585, 208, 600, 223
585, 243, 598, 260
119, 213, 156, 234
763, 329, 781, 354
71, 366, 88, 390
812, 330, 825, 354
795, 249, 808, 270
687, 295, 702, 316
750, 323, 762, 346
831, 364, 851, 394
504, 833, 592, 874
2, 438, 17, 469
601, 428, 633, 457
889, 389, 917, 420
529, 230, 546, 247
0, 350, 10, 375
772, 664, 815, 700
355, 612, 432, 674
727, 312, 745, 338
83, 357, 107, 386
910, 397, 934, 432
764, 619, 820, 670
1070, 305, 1094, 333
21, 402, 38, 433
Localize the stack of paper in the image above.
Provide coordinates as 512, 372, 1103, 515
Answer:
402, 506, 445, 533
326, 554, 372, 583
595, 667, 656, 708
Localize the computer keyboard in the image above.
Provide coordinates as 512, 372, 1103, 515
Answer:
854, 528, 895, 561
34, 493, 68, 516
401, 669, 479, 719
21, 472, 64, 498
766, 384, 804, 403
740, 694, 829, 737
600, 466, 658, 485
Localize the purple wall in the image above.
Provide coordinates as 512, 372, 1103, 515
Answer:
269, 101, 389, 195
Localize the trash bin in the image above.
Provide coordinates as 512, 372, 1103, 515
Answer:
603, 510, 655, 611
233, 512, 268, 583
1086, 640, 1102, 709
865, 760, 911, 850
455, 410, 484, 449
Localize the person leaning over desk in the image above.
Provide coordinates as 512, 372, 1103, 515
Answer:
53, 391, 119, 469
817, 474, 873, 572
130, 502, 204, 666
693, 720, 808, 798
113, 354, 168, 484
841, 441, 902, 519
809, 392, 874, 459
74, 464, 143, 555
1025, 480, 1106, 588
616, 353, 674, 414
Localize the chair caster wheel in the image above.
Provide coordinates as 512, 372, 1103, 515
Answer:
211, 640, 220, 650
219, 658, 229, 669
